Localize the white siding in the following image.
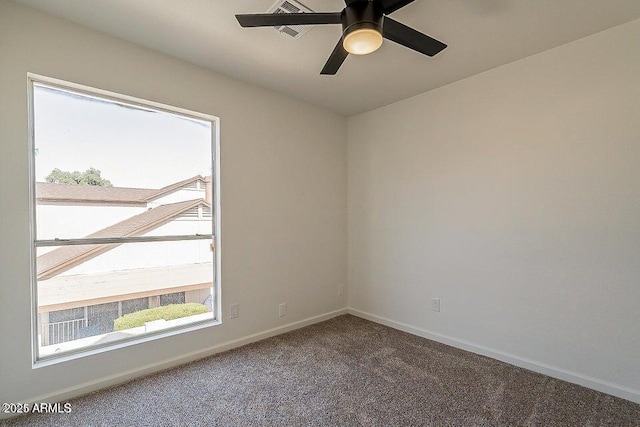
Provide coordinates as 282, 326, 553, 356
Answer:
60, 240, 212, 276
60, 219, 213, 276
36, 204, 146, 240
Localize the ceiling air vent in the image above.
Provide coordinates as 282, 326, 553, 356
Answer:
267, 0, 315, 39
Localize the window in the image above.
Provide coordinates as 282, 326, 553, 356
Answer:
29, 75, 221, 362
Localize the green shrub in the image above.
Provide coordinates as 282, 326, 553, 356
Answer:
114, 303, 209, 331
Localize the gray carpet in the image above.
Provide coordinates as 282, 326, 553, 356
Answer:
4, 315, 639, 426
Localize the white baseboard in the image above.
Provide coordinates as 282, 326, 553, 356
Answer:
20, 308, 348, 411
347, 308, 640, 404
8, 305, 637, 421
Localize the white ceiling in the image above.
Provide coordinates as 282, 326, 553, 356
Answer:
12, 0, 640, 115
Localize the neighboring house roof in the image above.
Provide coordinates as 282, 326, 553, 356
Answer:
37, 199, 211, 280
145, 175, 206, 201
38, 264, 212, 313
36, 175, 207, 205
36, 182, 156, 205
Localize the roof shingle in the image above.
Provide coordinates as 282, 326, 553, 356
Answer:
36, 175, 207, 204
36, 182, 156, 204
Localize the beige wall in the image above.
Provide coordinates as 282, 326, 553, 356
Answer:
0, 0, 346, 405
348, 18, 640, 402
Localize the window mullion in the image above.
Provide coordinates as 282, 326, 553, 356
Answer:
35, 234, 214, 247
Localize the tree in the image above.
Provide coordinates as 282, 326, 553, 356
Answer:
45, 167, 113, 187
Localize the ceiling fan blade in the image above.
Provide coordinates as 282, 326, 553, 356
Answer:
377, 0, 416, 15
382, 17, 447, 56
321, 39, 349, 75
236, 12, 342, 28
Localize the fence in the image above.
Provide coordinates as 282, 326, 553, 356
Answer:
41, 318, 88, 346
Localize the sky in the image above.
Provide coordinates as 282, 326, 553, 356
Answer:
33, 85, 213, 189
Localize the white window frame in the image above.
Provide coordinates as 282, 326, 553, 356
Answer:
27, 73, 222, 366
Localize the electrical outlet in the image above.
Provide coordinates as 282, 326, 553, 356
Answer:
431, 298, 441, 312
230, 303, 239, 319
338, 284, 345, 296
279, 302, 287, 317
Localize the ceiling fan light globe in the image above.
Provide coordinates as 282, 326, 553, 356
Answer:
343, 28, 383, 55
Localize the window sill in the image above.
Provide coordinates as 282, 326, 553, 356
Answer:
33, 315, 221, 369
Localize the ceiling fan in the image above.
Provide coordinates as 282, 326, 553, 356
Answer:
235, 0, 447, 75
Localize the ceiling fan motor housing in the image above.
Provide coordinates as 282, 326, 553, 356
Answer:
341, 1, 384, 40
